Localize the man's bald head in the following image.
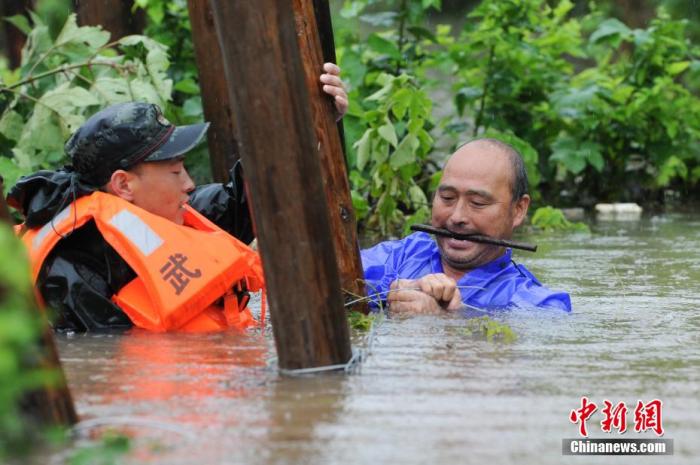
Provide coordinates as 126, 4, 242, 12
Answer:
449, 138, 529, 202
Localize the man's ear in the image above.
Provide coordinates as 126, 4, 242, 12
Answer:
106, 169, 136, 201
511, 194, 531, 229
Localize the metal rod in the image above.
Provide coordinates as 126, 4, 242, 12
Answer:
410, 224, 538, 252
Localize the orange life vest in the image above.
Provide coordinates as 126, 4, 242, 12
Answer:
20, 191, 265, 332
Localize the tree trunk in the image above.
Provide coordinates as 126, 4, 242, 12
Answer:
74, 0, 144, 39
1, 0, 31, 69
186, 0, 238, 183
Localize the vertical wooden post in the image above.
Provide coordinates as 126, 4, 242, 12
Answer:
291, 0, 366, 310
1, 0, 31, 69
74, 0, 144, 39
209, 0, 352, 370
0, 177, 78, 429
186, 0, 238, 183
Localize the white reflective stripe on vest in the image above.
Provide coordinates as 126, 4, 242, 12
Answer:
108, 209, 164, 256
32, 205, 72, 251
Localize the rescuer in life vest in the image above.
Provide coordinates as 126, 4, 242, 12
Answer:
6, 65, 349, 333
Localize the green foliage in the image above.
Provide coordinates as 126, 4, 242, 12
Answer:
530, 206, 589, 232
131, 0, 212, 182
0, 14, 173, 188
463, 316, 517, 343
545, 9, 700, 201
338, 0, 443, 237
0, 226, 55, 459
351, 73, 434, 235
443, 0, 700, 204
348, 310, 376, 331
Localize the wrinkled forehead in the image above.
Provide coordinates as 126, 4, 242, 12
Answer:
440, 143, 514, 194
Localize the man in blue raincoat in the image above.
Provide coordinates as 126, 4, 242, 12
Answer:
361, 138, 571, 314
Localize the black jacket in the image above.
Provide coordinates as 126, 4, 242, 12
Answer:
8, 164, 253, 332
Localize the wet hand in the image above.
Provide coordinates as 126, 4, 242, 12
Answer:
416, 273, 462, 311
320, 62, 348, 121
387, 279, 443, 316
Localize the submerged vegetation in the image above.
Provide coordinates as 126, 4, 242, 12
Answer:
348, 310, 377, 331
463, 316, 518, 343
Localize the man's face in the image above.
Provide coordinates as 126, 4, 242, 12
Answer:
431, 142, 529, 276
129, 159, 195, 225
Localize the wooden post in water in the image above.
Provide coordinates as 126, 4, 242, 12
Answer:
186, 0, 238, 183
291, 0, 366, 311
209, 0, 352, 370
74, 0, 144, 39
0, 177, 78, 428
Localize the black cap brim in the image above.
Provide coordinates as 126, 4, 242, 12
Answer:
142, 122, 210, 162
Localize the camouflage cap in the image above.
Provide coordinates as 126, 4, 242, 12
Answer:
65, 102, 209, 186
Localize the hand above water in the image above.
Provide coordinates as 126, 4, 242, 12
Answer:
388, 273, 463, 315
319, 62, 348, 121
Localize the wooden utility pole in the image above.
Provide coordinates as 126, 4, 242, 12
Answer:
188, 0, 366, 309
209, 0, 352, 370
291, 0, 366, 309
0, 177, 78, 430
186, 0, 238, 183
74, 0, 144, 39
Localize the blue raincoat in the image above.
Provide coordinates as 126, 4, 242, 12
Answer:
361, 232, 571, 312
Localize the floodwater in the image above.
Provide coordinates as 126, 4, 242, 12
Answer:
49, 213, 699, 465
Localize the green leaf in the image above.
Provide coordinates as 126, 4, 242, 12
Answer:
408, 184, 428, 205
667, 61, 690, 76
147, 3, 166, 24
0, 111, 25, 142
351, 190, 369, 221
366, 82, 392, 102
354, 129, 372, 171
421, 0, 442, 10
378, 123, 398, 147
589, 18, 631, 44
174, 78, 200, 95
182, 96, 203, 119
390, 134, 418, 169
0, 157, 22, 189
656, 156, 687, 187
128, 79, 162, 105
580, 141, 604, 172
93, 77, 132, 104
38, 84, 99, 133
391, 88, 412, 120
367, 34, 402, 60
550, 135, 586, 174
377, 194, 397, 221
55, 14, 110, 51
407, 26, 437, 43
4, 15, 31, 35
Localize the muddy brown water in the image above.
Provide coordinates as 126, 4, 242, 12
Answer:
47, 214, 699, 464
